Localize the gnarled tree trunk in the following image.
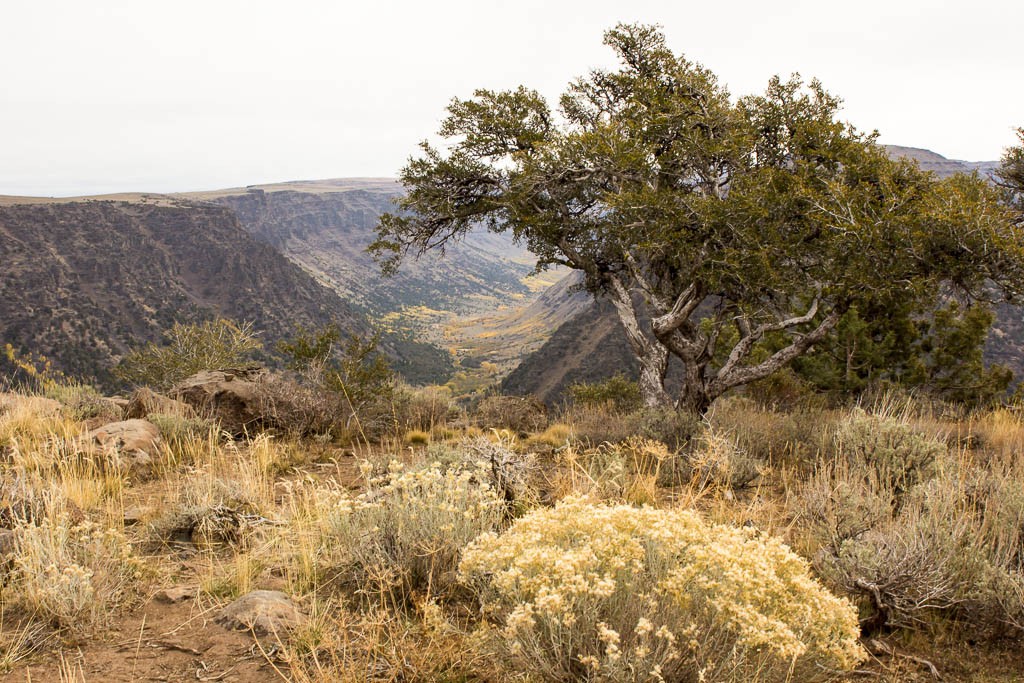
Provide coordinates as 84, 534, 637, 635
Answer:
606, 274, 672, 408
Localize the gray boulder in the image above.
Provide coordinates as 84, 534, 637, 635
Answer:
216, 590, 307, 635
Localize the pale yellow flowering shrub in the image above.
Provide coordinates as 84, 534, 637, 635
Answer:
12, 508, 138, 634
459, 497, 864, 682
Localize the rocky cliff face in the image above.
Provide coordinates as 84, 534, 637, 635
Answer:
0, 198, 374, 387
200, 181, 535, 316
500, 299, 633, 404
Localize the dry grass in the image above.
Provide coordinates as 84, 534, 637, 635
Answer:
6, 490, 138, 635
1, 382, 1022, 681
525, 422, 573, 450
403, 428, 430, 445
283, 600, 486, 683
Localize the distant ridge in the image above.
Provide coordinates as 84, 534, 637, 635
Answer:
0, 177, 533, 388
1, 146, 1012, 397
883, 145, 1000, 178
197, 181, 535, 318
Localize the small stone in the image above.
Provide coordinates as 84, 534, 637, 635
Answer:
216, 590, 307, 635
155, 586, 198, 603
123, 505, 149, 526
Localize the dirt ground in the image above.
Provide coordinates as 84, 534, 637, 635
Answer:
1, 597, 285, 682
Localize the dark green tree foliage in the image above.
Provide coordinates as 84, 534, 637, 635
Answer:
912, 303, 1013, 404
998, 128, 1024, 217
793, 302, 1012, 405
277, 324, 341, 372
568, 373, 642, 412
790, 129, 1024, 406
373, 24, 1024, 413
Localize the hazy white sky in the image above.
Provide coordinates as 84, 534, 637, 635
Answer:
1, 0, 1021, 196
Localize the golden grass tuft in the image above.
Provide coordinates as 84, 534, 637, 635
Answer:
403, 429, 430, 445
525, 422, 573, 449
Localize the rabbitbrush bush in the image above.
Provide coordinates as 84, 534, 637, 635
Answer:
11, 501, 138, 634
459, 497, 864, 682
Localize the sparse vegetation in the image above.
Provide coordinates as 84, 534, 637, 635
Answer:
2, 25, 1024, 683
115, 318, 262, 389
1, 361, 1024, 679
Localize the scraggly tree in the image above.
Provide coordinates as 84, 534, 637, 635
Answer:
997, 127, 1024, 217
373, 24, 1024, 413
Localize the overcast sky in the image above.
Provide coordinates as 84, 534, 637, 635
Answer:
1, 0, 1021, 197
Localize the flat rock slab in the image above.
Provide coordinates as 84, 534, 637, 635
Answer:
154, 586, 198, 604
216, 590, 306, 636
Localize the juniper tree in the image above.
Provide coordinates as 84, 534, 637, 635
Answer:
998, 128, 1024, 216
373, 24, 1024, 413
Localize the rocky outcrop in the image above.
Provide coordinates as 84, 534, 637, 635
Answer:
170, 369, 267, 435
216, 590, 307, 635
87, 418, 161, 474
125, 387, 195, 420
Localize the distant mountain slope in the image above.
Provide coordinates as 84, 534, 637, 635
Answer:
189, 181, 535, 317
882, 145, 1000, 178
500, 299, 633, 403
444, 270, 590, 373
0, 198, 443, 388
502, 146, 1018, 404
